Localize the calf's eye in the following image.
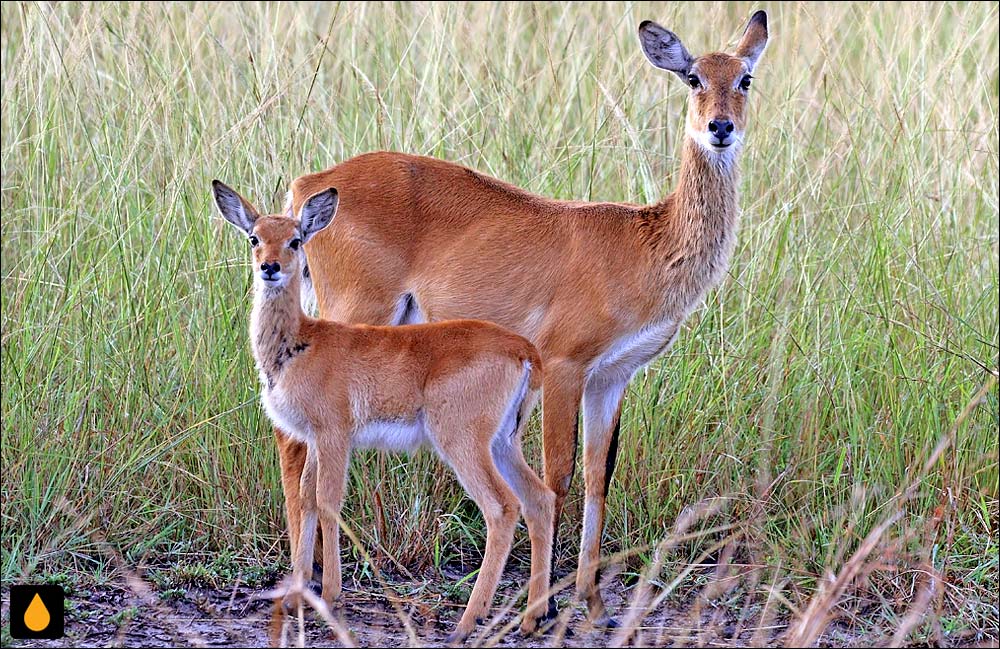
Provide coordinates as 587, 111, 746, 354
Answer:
740, 75, 753, 90
249, 235, 259, 247
688, 74, 701, 89
289, 238, 301, 250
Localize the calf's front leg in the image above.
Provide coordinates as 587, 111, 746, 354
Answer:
287, 444, 319, 610
315, 435, 351, 608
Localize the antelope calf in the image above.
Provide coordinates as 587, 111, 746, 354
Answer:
281, 11, 770, 626
211, 180, 555, 642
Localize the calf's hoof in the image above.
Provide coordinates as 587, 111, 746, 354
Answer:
519, 615, 541, 636
591, 613, 619, 629
281, 592, 304, 615
545, 596, 559, 621
443, 629, 469, 646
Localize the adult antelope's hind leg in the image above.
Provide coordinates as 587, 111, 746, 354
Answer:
576, 379, 628, 627
539, 361, 585, 617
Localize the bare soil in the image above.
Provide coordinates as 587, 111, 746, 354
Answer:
1, 565, 935, 648
2, 565, 784, 648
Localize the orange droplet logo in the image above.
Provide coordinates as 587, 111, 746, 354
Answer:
24, 592, 51, 631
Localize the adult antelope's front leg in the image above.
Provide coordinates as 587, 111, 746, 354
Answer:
540, 361, 585, 616
577, 378, 629, 626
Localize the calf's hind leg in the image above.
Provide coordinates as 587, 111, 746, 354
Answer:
433, 419, 521, 644
490, 390, 555, 634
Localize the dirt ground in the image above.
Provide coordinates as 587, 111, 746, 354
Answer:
2, 564, 805, 648
7, 563, 966, 648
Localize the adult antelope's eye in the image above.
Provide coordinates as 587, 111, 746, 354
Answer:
687, 74, 701, 89
248, 235, 259, 247
740, 75, 753, 90
289, 238, 301, 251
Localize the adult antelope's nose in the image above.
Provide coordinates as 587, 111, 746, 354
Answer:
260, 261, 281, 277
708, 119, 735, 146
708, 119, 734, 135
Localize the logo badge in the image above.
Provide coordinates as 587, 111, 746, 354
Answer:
9, 585, 65, 639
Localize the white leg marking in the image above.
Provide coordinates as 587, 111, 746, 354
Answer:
490, 361, 534, 493
581, 498, 603, 558
583, 381, 628, 440
298, 511, 318, 571
586, 319, 678, 393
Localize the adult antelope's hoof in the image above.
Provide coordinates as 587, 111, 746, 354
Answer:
320, 593, 345, 612
520, 600, 553, 636
521, 617, 557, 637
524, 611, 575, 638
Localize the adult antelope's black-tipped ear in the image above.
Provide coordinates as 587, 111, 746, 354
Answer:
212, 180, 259, 234
735, 10, 768, 72
637, 20, 694, 80
299, 188, 339, 243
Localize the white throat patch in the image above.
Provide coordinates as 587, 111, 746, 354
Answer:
686, 123, 742, 173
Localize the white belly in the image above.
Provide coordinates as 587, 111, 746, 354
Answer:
587, 320, 678, 389
261, 387, 314, 444
353, 418, 427, 453
262, 384, 428, 453
581, 320, 679, 435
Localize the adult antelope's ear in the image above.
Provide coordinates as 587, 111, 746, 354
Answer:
637, 20, 694, 80
211, 180, 259, 234
298, 188, 339, 243
735, 10, 768, 72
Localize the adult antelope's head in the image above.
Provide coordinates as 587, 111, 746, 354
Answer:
638, 11, 768, 157
212, 180, 339, 292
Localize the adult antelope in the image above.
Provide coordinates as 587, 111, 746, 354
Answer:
281, 11, 769, 625
211, 181, 555, 641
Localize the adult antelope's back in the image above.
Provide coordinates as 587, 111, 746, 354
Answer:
283, 10, 769, 625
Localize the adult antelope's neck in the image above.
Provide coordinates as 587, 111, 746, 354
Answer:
250, 277, 305, 388
674, 136, 740, 232
641, 136, 743, 314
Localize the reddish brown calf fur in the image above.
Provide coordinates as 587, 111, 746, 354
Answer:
212, 183, 554, 643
